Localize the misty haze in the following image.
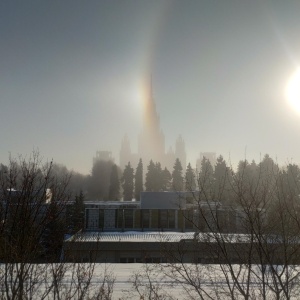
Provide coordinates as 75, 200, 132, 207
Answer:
2, 1, 300, 299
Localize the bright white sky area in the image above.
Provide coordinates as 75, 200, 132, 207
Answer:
1, 1, 300, 174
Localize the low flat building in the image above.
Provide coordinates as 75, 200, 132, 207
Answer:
63, 192, 251, 263
64, 230, 295, 264
84, 192, 238, 233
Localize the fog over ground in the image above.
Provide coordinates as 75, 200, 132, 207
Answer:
1, 1, 300, 174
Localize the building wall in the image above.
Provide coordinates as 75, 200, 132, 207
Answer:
64, 238, 292, 264
140, 192, 186, 209
85, 206, 240, 233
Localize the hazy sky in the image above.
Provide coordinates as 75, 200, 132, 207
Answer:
1, 0, 300, 174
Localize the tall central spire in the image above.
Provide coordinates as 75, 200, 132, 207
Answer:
138, 75, 165, 165
143, 74, 159, 132
119, 74, 187, 172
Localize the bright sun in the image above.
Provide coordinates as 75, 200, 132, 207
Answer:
286, 68, 300, 114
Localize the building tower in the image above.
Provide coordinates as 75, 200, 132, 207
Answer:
138, 77, 165, 167
118, 76, 190, 173
93, 151, 114, 165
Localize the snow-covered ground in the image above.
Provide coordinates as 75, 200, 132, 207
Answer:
91, 263, 300, 299
79, 263, 181, 299
2, 263, 300, 299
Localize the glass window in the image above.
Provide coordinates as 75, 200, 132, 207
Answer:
120, 258, 127, 263
184, 210, 194, 229
124, 209, 134, 228
116, 210, 123, 229
99, 209, 104, 229
158, 210, 176, 228
142, 210, 150, 228
168, 210, 175, 228
159, 210, 168, 228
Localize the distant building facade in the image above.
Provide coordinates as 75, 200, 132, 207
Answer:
94, 81, 219, 173
196, 152, 217, 171
93, 151, 114, 165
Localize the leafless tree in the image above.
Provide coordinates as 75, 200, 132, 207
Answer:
128, 157, 300, 299
121, 263, 175, 300
0, 152, 115, 300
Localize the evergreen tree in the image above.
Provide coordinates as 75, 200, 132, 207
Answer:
134, 159, 143, 201
145, 160, 164, 191
249, 159, 258, 178
199, 157, 214, 198
154, 162, 163, 191
108, 164, 120, 200
234, 159, 255, 200
89, 160, 114, 200
162, 167, 172, 191
68, 171, 89, 196
185, 162, 196, 191
122, 162, 134, 201
69, 191, 85, 233
214, 155, 233, 201
235, 155, 278, 196
214, 155, 226, 194
172, 158, 183, 191
235, 159, 251, 184
42, 201, 65, 262
258, 154, 279, 181
0, 163, 8, 174
279, 164, 300, 202
145, 160, 156, 191
236, 159, 249, 175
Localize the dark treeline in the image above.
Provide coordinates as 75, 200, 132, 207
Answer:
86, 153, 300, 204
2, 153, 298, 203
1, 153, 297, 203
2, 152, 300, 298
1, 152, 297, 244
119, 154, 300, 299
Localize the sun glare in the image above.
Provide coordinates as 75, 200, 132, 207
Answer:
286, 68, 300, 114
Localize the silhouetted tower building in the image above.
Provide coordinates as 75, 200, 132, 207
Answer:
119, 77, 187, 173
138, 78, 165, 166
165, 147, 175, 171
196, 152, 216, 171
93, 151, 114, 165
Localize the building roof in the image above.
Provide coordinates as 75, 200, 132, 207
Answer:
84, 200, 140, 209
66, 231, 195, 243
65, 231, 260, 244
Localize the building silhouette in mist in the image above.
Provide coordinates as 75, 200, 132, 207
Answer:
119, 80, 186, 172
196, 152, 217, 171
93, 151, 114, 164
